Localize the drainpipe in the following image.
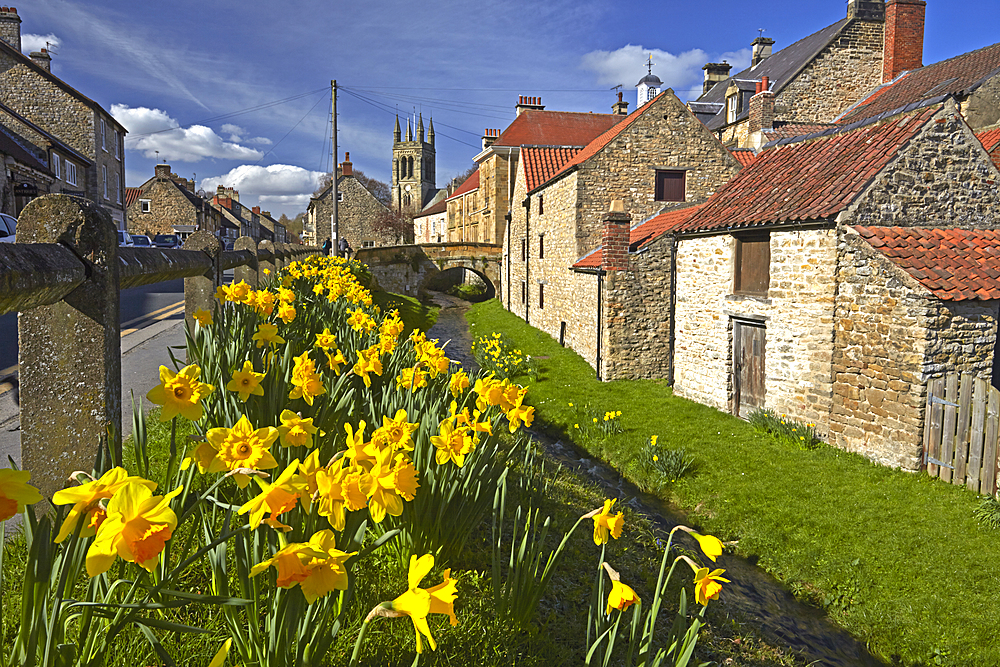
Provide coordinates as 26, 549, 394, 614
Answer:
596, 272, 603, 381
668, 234, 678, 386
523, 196, 530, 324
505, 211, 512, 310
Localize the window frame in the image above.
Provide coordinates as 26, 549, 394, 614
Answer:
51, 153, 61, 180
101, 119, 107, 152
102, 165, 108, 199
140, 199, 151, 213
732, 232, 771, 297
654, 170, 686, 202
539, 283, 544, 309
538, 194, 544, 215
66, 161, 77, 186
538, 234, 544, 259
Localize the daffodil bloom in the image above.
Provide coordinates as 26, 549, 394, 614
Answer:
226, 360, 265, 402
52, 467, 156, 542
388, 554, 458, 653
277, 287, 295, 303
278, 302, 296, 324
192, 308, 213, 326
342, 420, 378, 467
431, 420, 474, 467
691, 531, 724, 562
289, 352, 326, 406
366, 447, 419, 523
297, 449, 323, 497
254, 290, 277, 317
252, 322, 285, 349
250, 541, 325, 588
506, 404, 535, 433
352, 348, 383, 388
314, 328, 337, 350
239, 460, 308, 530
228, 280, 252, 304
371, 409, 419, 451
592, 498, 625, 546
277, 409, 320, 448
606, 579, 640, 615
396, 366, 429, 393
651, 435, 658, 447
145, 364, 214, 422
325, 349, 347, 375
449, 370, 470, 397
693, 567, 730, 605
204, 415, 280, 488
86, 482, 182, 576
215, 284, 232, 303
298, 529, 357, 603
0, 468, 42, 522
316, 460, 370, 531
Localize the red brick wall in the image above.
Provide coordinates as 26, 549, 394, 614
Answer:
883, 0, 925, 83
748, 91, 775, 134
600, 211, 631, 271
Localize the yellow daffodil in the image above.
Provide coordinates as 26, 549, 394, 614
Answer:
215, 284, 232, 303
278, 302, 296, 324
192, 308, 213, 327
431, 420, 473, 467
0, 468, 42, 522
372, 409, 419, 451
316, 459, 370, 531
239, 460, 307, 530
250, 541, 325, 588
691, 531, 724, 563
366, 447, 419, 523
52, 467, 156, 542
277, 287, 295, 303
145, 364, 214, 422
387, 554, 458, 653
352, 348, 383, 388
289, 352, 326, 406
396, 366, 428, 393
449, 370, 470, 398
277, 409, 320, 448
86, 482, 182, 576
226, 360, 265, 402
593, 498, 625, 546
254, 290, 277, 317
298, 529, 357, 603
228, 280, 252, 304
314, 328, 337, 350
204, 415, 280, 488
252, 322, 285, 349
506, 404, 535, 433
651, 435, 658, 446
693, 567, 730, 605
325, 348, 347, 375
606, 579, 640, 615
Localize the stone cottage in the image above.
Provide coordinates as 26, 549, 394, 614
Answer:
446, 170, 480, 242
502, 89, 741, 372
212, 186, 260, 242
414, 199, 447, 243
0, 8, 127, 227
127, 164, 224, 241
309, 154, 397, 249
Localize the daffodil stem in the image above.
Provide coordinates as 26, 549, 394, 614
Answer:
165, 417, 179, 486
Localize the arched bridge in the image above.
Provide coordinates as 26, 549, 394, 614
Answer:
354, 242, 502, 300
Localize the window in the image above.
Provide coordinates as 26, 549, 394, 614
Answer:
726, 93, 739, 124
539, 234, 544, 259
114, 130, 120, 159
539, 283, 544, 309
362, 240, 375, 248
648, 87, 657, 101
51, 153, 60, 180
102, 165, 108, 198
654, 170, 685, 202
66, 161, 77, 186
521, 239, 526, 262
733, 232, 770, 296
140, 199, 151, 213
115, 172, 121, 203
337, 192, 343, 202
538, 195, 544, 215
521, 281, 526, 303
101, 119, 107, 151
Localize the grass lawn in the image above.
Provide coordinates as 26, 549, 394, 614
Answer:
467, 298, 1000, 666
372, 290, 438, 334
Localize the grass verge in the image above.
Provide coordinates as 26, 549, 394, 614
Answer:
466, 298, 1000, 667
372, 290, 439, 335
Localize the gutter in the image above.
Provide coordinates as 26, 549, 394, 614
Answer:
596, 272, 603, 381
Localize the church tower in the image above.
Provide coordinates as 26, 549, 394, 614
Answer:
391, 112, 436, 214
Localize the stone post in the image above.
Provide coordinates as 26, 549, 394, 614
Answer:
183, 231, 222, 327
259, 240, 276, 282
17, 195, 121, 499
234, 236, 259, 288
600, 200, 632, 272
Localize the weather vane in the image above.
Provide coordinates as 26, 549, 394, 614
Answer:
646, 54, 654, 75
758, 28, 767, 39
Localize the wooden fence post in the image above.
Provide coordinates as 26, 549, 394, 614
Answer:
234, 237, 258, 287
183, 231, 222, 327
17, 195, 121, 499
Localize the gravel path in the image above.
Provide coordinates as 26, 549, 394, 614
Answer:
424, 291, 478, 371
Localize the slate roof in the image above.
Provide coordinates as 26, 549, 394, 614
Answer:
763, 122, 838, 140
838, 42, 1000, 125
729, 148, 757, 167
0, 124, 49, 174
446, 170, 479, 200
855, 226, 1000, 301
573, 205, 704, 269
491, 110, 621, 149
414, 198, 447, 218
695, 18, 852, 130
522, 147, 581, 191
675, 106, 938, 233
125, 187, 142, 208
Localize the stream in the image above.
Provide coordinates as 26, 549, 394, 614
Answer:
425, 292, 885, 667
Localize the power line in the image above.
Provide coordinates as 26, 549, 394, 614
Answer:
340, 88, 481, 149
255, 93, 328, 165
341, 85, 511, 122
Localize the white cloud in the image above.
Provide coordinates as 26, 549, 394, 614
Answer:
580, 45, 751, 101
220, 123, 273, 146
22, 33, 61, 55
259, 194, 313, 207
199, 164, 325, 197
112, 104, 264, 163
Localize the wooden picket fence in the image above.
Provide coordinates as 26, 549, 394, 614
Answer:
923, 373, 1000, 496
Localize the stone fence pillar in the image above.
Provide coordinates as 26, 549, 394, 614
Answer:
259, 240, 276, 281
17, 195, 121, 498
234, 237, 259, 287
183, 231, 222, 327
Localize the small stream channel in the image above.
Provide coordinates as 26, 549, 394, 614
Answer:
425, 293, 885, 667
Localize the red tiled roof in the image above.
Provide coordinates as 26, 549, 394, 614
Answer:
446, 170, 479, 200
855, 226, 1000, 301
414, 198, 447, 218
493, 110, 621, 149
839, 42, 1000, 125
675, 107, 938, 234
763, 122, 838, 140
573, 205, 704, 269
730, 148, 756, 167
522, 147, 581, 191
977, 127, 1000, 171
125, 187, 142, 208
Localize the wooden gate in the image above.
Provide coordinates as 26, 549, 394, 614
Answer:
923, 373, 1000, 496
733, 320, 766, 418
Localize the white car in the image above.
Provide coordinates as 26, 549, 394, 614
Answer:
117, 230, 134, 247
0, 213, 17, 243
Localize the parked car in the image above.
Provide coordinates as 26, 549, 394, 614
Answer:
117, 230, 133, 247
0, 213, 16, 243
152, 234, 181, 249
131, 234, 152, 247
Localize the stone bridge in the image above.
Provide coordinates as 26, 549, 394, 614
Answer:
354, 242, 502, 300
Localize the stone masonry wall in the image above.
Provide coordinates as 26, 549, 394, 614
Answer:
963, 74, 1000, 130
924, 300, 1000, 380
479, 152, 512, 244
127, 179, 196, 236
848, 103, 1000, 228
312, 176, 395, 248
775, 19, 884, 124
674, 229, 839, 430
573, 91, 740, 257
503, 159, 528, 319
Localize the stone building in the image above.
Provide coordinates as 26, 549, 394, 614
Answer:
414, 199, 446, 243
309, 154, 397, 249
689, 0, 889, 148
978, 126, 1000, 169
212, 186, 260, 243
256, 208, 287, 244
0, 8, 127, 227
126, 164, 223, 241
502, 90, 741, 370
445, 170, 480, 242
392, 114, 439, 215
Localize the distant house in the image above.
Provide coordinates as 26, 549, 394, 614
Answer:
445, 170, 480, 243
308, 153, 397, 249
256, 209, 286, 244
414, 199, 447, 243
0, 8, 127, 227
127, 164, 222, 241
212, 186, 259, 242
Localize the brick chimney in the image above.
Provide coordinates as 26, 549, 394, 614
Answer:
883, 0, 925, 83
600, 200, 632, 272
155, 164, 171, 179
751, 37, 775, 68
612, 92, 629, 116
341, 151, 353, 176
0, 7, 21, 53
702, 62, 732, 95
515, 95, 545, 116
482, 128, 500, 151
748, 79, 775, 149
29, 48, 50, 72
252, 206, 260, 215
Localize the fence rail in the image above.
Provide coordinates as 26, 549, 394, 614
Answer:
0, 194, 319, 498
923, 372, 1000, 496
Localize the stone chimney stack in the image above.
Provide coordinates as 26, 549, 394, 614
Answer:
515, 95, 545, 116
29, 48, 51, 72
600, 200, 632, 272
341, 151, 353, 176
751, 37, 775, 68
883, 0, 925, 83
482, 128, 500, 151
612, 92, 629, 116
0, 7, 21, 53
155, 164, 171, 179
702, 62, 733, 95
847, 0, 886, 21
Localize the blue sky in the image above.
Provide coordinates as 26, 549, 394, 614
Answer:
18, 0, 1000, 218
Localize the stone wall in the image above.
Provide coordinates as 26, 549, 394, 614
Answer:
447, 188, 479, 242
311, 175, 395, 248
775, 19, 884, 124
127, 179, 197, 236
504, 159, 528, 318
963, 74, 1000, 130
848, 103, 1000, 228
479, 151, 514, 244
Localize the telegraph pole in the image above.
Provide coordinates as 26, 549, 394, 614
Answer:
330, 80, 339, 256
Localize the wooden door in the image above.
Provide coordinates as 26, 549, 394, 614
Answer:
733, 321, 766, 417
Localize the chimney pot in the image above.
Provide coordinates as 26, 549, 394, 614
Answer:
0, 3, 21, 52
761, 76, 769, 90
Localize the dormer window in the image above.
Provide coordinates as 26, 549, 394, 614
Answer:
726, 93, 739, 124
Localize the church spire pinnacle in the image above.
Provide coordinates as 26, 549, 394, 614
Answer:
417, 113, 424, 143
394, 114, 401, 142
428, 117, 435, 146
405, 118, 412, 141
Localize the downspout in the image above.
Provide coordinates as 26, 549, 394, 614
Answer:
596, 272, 603, 381
523, 196, 530, 324
505, 211, 512, 310
667, 234, 678, 386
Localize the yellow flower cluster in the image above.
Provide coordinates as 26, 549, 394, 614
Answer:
473, 373, 535, 433
471, 331, 533, 380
